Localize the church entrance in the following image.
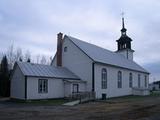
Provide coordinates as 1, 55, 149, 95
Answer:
102, 93, 107, 100
72, 84, 79, 93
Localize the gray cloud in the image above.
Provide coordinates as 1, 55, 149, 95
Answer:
143, 61, 160, 82
0, 0, 160, 80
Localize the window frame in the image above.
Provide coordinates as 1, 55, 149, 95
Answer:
64, 46, 67, 52
138, 74, 141, 88
101, 68, 107, 89
129, 73, 133, 88
38, 79, 48, 93
144, 75, 147, 88
118, 71, 122, 88
72, 84, 79, 93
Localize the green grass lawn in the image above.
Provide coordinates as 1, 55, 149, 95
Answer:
7, 91, 160, 105
150, 91, 160, 96
8, 98, 69, 105
27, 99, 68, 105
103, 91, 160, 104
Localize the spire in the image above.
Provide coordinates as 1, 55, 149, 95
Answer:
121, 13, 127, 36
116, 13, 133, 52
122, 17, 125, 29
116, 14, 134, 60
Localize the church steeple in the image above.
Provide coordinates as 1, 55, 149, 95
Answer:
121, 17, 127, 36
116, 16, 132, 51
116, 15, 134, 60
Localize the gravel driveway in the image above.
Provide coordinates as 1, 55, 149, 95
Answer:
0, 95, 160, 120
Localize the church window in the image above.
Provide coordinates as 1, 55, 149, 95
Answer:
138, 74, 141, 88
118, 71, 122, 88
145, 75, 147, 88
64, 46, 67, 52
123, 44, 125, 48
129, 73, 133, 88
38, 79, 48, 93
101, 68, 107, 89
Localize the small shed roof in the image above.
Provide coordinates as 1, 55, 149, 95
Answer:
16, 62, 80, 80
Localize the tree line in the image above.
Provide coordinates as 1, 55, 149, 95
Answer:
0, 55, 10, 96
0, 44, 53, 97
4, 44, 52, 69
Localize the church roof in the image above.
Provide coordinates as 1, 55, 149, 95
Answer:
66, 35, 149, 73
16, 62, 80, 79
117, 35, 132, 42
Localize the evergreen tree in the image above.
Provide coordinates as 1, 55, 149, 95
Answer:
0, 55, 10, 97
0, 60, 1, 96
19, 57, 23, 62
27, 58, 31, 63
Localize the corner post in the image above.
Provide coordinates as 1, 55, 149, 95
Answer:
92, 62, 95, 92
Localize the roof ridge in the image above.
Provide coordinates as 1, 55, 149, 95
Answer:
65, 35, 149, 73
66, 35, 131, 60
67, 35, 116, 54
16, 62, 81, 79
17, 61, 64, 68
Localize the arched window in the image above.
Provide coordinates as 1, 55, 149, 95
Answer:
138, 74, 141, 88
129, 73, 133, 88
64, 46, 67, 52
118, 71, 122, 88
145, 75, 147, 88
101, 68, 107, 89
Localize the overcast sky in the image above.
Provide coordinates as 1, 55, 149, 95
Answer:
0, 0, 159, 82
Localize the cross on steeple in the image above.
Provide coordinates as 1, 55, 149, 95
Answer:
121, 12, 127, 36
116, 13, 134, 60
116, 13, 133, 51
121, 12, 124, 18
121, 12, 125, 28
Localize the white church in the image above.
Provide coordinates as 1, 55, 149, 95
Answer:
11, 18, 150, 100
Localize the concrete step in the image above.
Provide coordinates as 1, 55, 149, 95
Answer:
0, 97, 10, 101
63, 100, 80, 106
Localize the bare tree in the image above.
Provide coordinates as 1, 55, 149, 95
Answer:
24, 50, 31, 62
48, 56, 53, 65
15, 48, 23, 62
6, 44, 14, 69
36, 54, 40, 64
40, 55, 47, 65
4, 44, 52, 66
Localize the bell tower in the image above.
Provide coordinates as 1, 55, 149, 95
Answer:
116, 16, 134, 60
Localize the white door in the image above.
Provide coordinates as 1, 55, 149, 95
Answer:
72, 84, 79, 93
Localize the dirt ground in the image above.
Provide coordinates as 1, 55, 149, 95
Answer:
0, 95, 160, 120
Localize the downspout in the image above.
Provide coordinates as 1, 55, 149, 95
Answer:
25, 76, 27, 100
127, 49, 128, 59
92, 62, 95, 92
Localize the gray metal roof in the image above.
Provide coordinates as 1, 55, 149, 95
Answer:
66, 35, 149, 73
17, 62, 80, 79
